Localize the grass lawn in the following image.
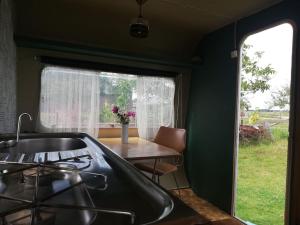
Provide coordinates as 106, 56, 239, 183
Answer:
236, 125, 288, 225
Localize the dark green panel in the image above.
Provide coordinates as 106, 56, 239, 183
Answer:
14, 36, 195, 69
186, 24, 238, 213
185, 0, 300, 214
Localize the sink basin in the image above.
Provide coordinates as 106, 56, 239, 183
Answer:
2, 138, 87, 153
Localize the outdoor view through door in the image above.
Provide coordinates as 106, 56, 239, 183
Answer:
235, 23, 293, 225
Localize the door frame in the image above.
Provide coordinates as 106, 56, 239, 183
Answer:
232, 21, 297, 225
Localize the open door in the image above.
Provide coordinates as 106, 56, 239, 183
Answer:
234, 23, 294, 225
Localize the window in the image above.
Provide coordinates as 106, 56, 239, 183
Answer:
99, 72, 137, 127
39, 65, 175, 139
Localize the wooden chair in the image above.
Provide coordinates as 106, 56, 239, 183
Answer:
134, 126, 186, 196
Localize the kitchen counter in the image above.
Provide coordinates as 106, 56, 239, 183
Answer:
0, 133, 202, 225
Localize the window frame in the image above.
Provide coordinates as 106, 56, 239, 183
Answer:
39, 63, 177, 130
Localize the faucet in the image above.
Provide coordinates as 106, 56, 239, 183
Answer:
17, 113, 32, 142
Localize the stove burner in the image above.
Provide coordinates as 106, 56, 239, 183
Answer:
22, 163, 77, 186
0, 150, 136, 225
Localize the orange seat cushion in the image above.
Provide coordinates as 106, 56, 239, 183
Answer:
134, 162, 178, 176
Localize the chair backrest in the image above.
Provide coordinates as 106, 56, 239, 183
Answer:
154, 126, 186, 153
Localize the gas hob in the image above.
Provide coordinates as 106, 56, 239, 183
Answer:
0, 148, 134, 225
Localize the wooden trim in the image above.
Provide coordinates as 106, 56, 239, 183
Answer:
98, 128, 139, 138
289, 20, 300, 225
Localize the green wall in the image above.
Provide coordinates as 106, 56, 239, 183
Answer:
186, 24, 238, 213
186, 0, 300, 214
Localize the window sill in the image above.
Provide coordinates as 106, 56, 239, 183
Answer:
98, 127, 139, 138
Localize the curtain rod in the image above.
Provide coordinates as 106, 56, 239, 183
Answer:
37, 56, 178, 77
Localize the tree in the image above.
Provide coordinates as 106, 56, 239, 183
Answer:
115, 79, 136, 110
240, 44, 276, 111
100, 102, 115, 123
269, 85, 290, 118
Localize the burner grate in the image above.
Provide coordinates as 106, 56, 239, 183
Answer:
0, 154, 136, 225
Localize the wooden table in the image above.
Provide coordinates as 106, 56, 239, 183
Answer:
99, 137, 180, 160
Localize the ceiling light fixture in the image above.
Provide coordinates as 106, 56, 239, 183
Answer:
129, 0, 149, 38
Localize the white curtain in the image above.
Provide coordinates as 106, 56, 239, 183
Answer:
37, 66, 101, 138
136, 76, 175, 140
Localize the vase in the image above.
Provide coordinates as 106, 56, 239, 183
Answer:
121, 124, 129, 144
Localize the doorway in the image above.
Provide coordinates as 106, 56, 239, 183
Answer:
235, 23, 294, 225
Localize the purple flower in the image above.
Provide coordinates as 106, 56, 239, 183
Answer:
112, 105, 135, 124
127, 111, 136, 118
112, 106, 119, 114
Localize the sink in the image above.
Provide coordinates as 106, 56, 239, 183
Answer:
1, 138, 87, 153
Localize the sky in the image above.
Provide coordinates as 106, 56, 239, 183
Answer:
242, 23, 293, 110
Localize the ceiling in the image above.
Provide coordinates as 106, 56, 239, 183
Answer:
14, 0, 282, 61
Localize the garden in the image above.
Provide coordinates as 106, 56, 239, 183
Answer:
236, 111, 289, 225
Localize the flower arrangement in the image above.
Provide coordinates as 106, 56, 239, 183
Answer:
112, 106, 136, 125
